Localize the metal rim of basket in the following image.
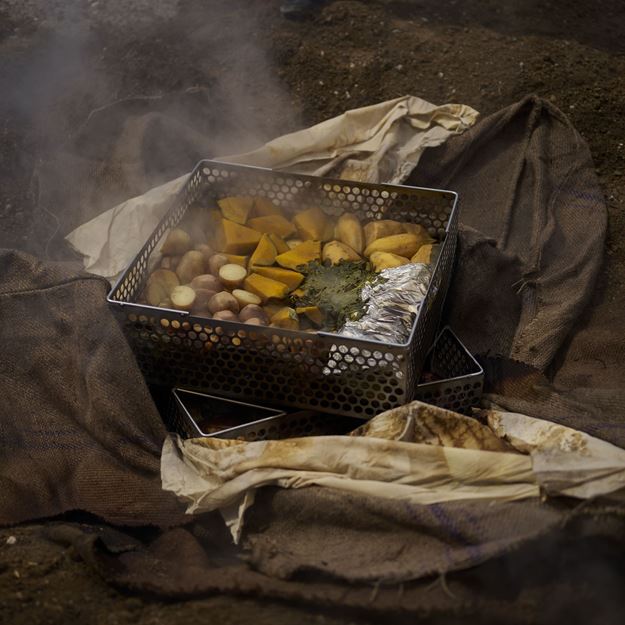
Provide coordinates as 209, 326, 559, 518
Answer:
107, 159, 459, 351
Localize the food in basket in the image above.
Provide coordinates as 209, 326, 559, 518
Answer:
293, 207, 331, 241
215, 220, 262, 254
239, 304, 268, 324
363, 219, 404, 247
194, 243, 214, 265
322, 240, 361, 264
208, 291, 239, 315
270, 306, 300, 330
252, 266, 304, 290
170, 285, 196, 311
249, 234, 277, 266
141, 195, 440, 332
247, 214, 295, 238
145, 269, 179, 306
191, 288, 217, 314
369, 251, 410, 272
293, 260, 375, 330
218, 263, 247, 288
161, 228, 192, 255
212, 310, 238, 322
244, 272, 290, 302
190, 274, 221, 291
232, 289, 261, 308
336, 213, 364, 253
411, 243, 439, 264
275, 240, 321, 270
207, 253, 229, 276
363, 232, 426, 258
176, 250, 205, 284
217, 196, 254, 225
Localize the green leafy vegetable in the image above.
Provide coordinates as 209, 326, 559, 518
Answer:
292, 260, 377, 330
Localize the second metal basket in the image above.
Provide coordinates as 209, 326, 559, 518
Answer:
171, 388, 362, 441
413, 327, 483, 414
171, 328, 482, 440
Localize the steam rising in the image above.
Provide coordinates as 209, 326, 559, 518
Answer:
1, 1, 299, 259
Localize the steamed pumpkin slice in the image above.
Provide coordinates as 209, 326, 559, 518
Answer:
369, 251, 410, 272
270, 307, 300, 330
411, 243, 439, 264
268, 233, 290, 254
253, 197, 283, 217
244, 273, 290, 303
214, 218, 262, 254
295, 306, 323, 326
363, 233, 423, 258
249, 234, 277, 267
275, 240, 321, 271
247, 214, 295, 238
363, 219, 404, 248
336, 213, 364, 253
322, 217, 337, 242
402, 223, 435, 243
224, 254, 249, 267
252, 266, 304, 291
322, 240, 361, 265
293, 207, 329, 241
217, 196, 254, 225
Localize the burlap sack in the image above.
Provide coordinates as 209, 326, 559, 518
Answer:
0, 250, 185, 527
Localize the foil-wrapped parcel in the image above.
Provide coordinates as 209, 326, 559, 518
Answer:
325, 263, 432, 375
339, 263, 432, 344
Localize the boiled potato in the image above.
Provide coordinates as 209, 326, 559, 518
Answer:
219, 263, 247, 289
208, 291, 240, 315
191, 288, 217, 315
176, 250, 205, 284
194, 243, 214, 265
232, 289, 262, 308
191, 274, 222, 291
243, 317, 265, 326
161, 228, 192, 255
160, 255, 180, 271
239, 304, 269, 324
208, 253, 229, 276
402, 223, 435, 243
212, 310, 239, 322
146, 269, 179, 306
170, 285, 197, 311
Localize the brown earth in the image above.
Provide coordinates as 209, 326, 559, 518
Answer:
1, 0, 624, 623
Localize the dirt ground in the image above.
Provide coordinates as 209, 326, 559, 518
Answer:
1, 0, 625, 623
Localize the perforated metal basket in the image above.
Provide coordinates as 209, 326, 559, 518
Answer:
108, 160, 458, 419
171, 388, 361, 441
414, 327, 483, 414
